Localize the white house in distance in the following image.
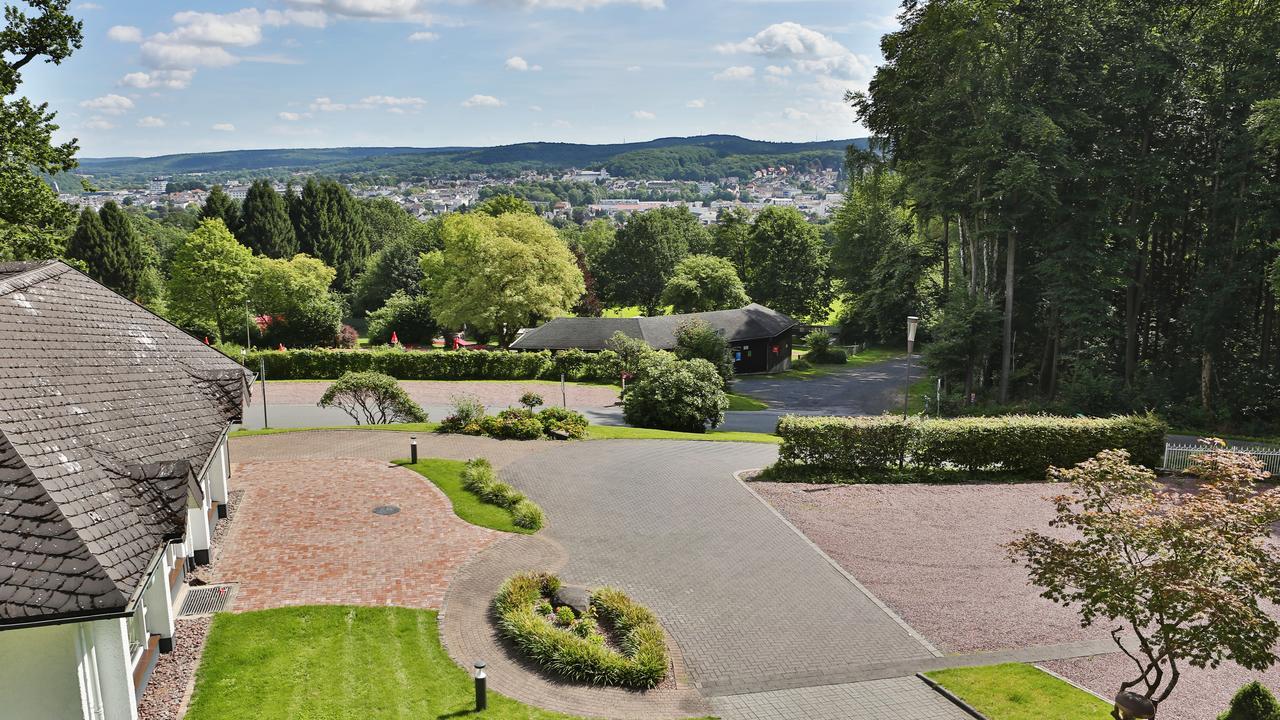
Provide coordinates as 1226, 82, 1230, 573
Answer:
0, 260, 251, 720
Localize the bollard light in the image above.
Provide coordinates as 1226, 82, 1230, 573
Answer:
410, 435, 418, 464
474, 660, 487, 711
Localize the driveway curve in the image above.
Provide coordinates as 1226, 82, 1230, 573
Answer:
734, 356, 917, 416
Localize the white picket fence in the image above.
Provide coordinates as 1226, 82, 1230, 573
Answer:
1162, 443, 1280, 474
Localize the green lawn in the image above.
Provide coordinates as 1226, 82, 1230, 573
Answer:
925, 664, 1112, 720
185, 606, 582, 720
727, 392, 768, 411
396, 458, 533, 534
586, 424, 779, 444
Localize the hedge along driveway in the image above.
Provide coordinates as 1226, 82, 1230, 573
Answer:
264, 379, 621, 410
246, 348, 619, 382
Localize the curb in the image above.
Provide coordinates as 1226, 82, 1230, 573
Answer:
917, 672, 988, 719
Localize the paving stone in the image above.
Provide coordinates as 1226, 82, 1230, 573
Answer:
710, 677, 969, 720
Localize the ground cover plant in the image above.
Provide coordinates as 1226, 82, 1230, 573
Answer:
317, 371, 429, 425
397, 458, 536, 534
925, 664, 1112, 720
458, 458, 544, 530
184, 606, 581, 720
493, 572, 668, 689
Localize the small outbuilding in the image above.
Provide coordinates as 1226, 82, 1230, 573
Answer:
510, 303, 798, 374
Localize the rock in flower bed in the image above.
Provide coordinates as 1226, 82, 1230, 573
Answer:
493, 572, 668, 689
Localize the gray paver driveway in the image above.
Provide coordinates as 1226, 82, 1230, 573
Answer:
500, 439, 939, 695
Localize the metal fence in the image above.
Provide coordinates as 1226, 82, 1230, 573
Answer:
1162, 443, 1280, 474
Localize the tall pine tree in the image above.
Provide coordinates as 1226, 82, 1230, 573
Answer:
294, 178, 369, 292
97, 201, 145, 298
66, 207, 120, 289
239, 180, 297, 258
199, 185, 240, 235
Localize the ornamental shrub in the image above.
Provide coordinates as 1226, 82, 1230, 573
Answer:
1219, 681, 1280, 720
511, 499, 545, 530
802, 330, 847, 364
775, 413, 1167, 475
493, 572, 668, 689
519, 391, 545, 410
674, 319, 734, 389
538, 406, 589, 439
490, 408, 545, 441
367, 290, 437, 346
317, 372, 428, 425
622, 352, 728, 433
460, 458, 545, 530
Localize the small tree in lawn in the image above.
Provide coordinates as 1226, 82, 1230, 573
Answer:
318, 371, 429, 425
1008, 442, 1280, 718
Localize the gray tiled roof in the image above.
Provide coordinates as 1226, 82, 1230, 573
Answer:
510, 303, 798, 352
0, 261, 251, 626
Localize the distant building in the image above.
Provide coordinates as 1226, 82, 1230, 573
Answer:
510, 303, 797, 374
225, 185, 249, 202
148, 177, 169, 194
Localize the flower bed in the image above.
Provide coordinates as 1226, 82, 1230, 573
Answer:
493, 572, 668, 689
436, 394, 589, 441
461, 459, 544, 530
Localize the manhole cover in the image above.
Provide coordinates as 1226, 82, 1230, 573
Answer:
373, 505, 401, 516
179, 584, 235, 616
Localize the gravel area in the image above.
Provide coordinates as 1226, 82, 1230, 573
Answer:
136, 618, 212, 720
187, 489, 242, 585
264, 379, 619, 409
750, 480, 1109, 653
1042, 653, 1280, 720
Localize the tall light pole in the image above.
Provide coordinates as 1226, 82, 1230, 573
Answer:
904, 316, 919, 418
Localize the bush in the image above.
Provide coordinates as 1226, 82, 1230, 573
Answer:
1220, 681, 1280, 720
493, 572, 668, 689
367, 290, 437, 346
336, 324, 359, 349
439, 394, 487, 434
674, 319, 734, 389
317, 372, 428, 425
490, 408, 545, 441
538, 406, 589, 439
460, 458, 545, 530
623, 352, 728, 433
520, 391, 545, 410
511, 499, 546, 530
775, 413, 1168, 475
802, 330, 847, 364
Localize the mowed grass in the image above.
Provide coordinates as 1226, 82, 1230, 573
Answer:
727, 392, 768, 411
925, 664, 1112, 720
396, 458, 533, 534
185, 606, 581, 720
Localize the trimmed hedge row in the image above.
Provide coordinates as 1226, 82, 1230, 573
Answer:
776, 413, 1168, 475
493, 572, 668, 688
245, 347, 621, 382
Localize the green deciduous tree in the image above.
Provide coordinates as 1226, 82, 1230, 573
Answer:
251, 253, 343, 347
661, 254, 749, 314
711, 206, 752, 278
673, 318, 734, 388
0, 0, 82, 261
366, 290, 436, 346
167, 219, 255, 342
598, 206, 707, 315
473, 193, 537, 217
1009, 445, 1280, 714
238, 180, 296, 258
744, 206, 831, 319
199, 185, 240, 234
318, 371, 428, 425
420, 212, 583, 346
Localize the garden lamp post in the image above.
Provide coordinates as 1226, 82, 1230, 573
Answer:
474, 660, 487, 711
904, 316, 919, 419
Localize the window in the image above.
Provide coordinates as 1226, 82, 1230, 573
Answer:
127, 576, 152, 662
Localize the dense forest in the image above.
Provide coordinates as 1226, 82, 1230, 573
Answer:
73, 135, 863, 188
835, 0, 1280, 433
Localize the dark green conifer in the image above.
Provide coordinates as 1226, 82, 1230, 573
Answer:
239, 180, 297, 258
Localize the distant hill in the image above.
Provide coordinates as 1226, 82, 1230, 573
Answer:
74, 134, 868, 186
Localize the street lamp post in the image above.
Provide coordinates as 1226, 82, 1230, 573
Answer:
904, 316, 919, 419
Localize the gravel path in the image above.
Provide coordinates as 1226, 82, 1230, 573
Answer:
749, 480, 1110, 653
137, 618, 212, 720
263, 379, 619, 409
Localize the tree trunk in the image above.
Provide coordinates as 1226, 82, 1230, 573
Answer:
999, 228, 1016, 403
1200, 350, 1213, 413
941, 215, 951, 299
1123, 235, 1149, 387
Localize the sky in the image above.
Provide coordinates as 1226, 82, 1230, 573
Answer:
21, 0, 902, 158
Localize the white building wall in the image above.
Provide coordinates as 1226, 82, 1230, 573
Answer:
0, 623, 85, 720
210, 437, 229, 506
89, 617, 139, 720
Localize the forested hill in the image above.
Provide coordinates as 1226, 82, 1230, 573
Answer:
76, 135, 866, 185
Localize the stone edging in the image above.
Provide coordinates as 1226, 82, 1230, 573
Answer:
916, 672, 988, 719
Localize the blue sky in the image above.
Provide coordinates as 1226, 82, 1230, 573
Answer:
23, 0, 900, 158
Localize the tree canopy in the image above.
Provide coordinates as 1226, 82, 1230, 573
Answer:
598, 206, 707, 315
661, 254, 750, 314
167, 219, 255, 342
239, 180, 297, 258
744, 206, 832, 319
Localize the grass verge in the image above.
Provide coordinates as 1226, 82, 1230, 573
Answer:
586, 425, 780, 444
925, 663, 1112, 720
185, 606, 582, 720
395, 458, 535, 534
726, 392, 768, 411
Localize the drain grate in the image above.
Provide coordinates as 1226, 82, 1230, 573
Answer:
179, 584, 236, 616
373, 505, 401, 516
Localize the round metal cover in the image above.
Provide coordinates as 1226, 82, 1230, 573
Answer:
372, 505, 401, 516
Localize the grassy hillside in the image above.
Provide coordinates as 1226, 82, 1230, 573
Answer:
74, 134, 867, 186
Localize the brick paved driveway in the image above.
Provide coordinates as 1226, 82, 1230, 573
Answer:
214, 458, 496, 611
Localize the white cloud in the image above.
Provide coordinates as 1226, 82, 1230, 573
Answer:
211, 122, 236, 132
529, 105, 543, 112
765, 64, 792, 76
632, 110, 655, 120
308, 95, 425, 113
107, 25, 143, 43
504, 56, 541, 72
686, 98, 705, 108
80, 94, 135, 115
137, 116, 167, 128
141, 41, 238, 69
462, 94, 503, 108
84, 117, 115, 130
625, 65, 641, 72
310, 96, 350, 112
278, 111, 312, 121
283, 0, 434, 24
136, 8, 326, 72
120, 70, 195, 89
408, 30, 438, 41
713, 65, 755, 81
717, 21, 871, 81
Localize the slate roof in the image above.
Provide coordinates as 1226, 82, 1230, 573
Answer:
510, 303, 798, 352
0, 260, 251, 627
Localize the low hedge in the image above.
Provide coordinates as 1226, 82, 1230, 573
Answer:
461, 459, 544, 530
776, 413, 1167, 476
245, 347, 621, 383
493, 572, 668, 689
